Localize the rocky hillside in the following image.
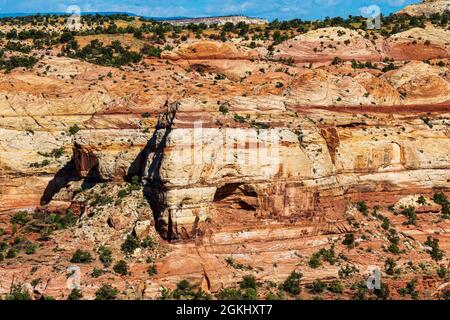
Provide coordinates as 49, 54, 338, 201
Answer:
398, 0, 450, 16
0, 12, 449, 300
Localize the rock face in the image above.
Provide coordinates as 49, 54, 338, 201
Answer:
141, 98, 450, 240
385, 27, 450, 61
382, 61, 450, 104
397, 0, 450, 16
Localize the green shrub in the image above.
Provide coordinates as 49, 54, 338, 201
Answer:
441, 289, 450, 300
242, 288, 258, 300
4, 285, 32, 300
399, 278, 418, 298
171, 280, 211, 300
328, 280, 344, 294
352, 281, 368, 300
265, 290, 285, 300
68, 124, 81, 135
140, 44, 162, 58
121, 234, 140, 254
342, 233, 355, 249
90, 194, 113, 207
6, 248, 17, 259
70, 249, 93, 263
147, 264, 157, 276
233, 114, 246, 123
47, 210, 77, 230
309, 253, 321, 268
91, 268, 104, 278
281, 271, 302, 296
402, 207, 417, 225
141, 236, 157, 249
310, 279, 326, 293
219, 104, 229, 114
216, 288, 243, 300
432, 192, 448, 205
318, 246, 336, 265
24, 243, 37, 255
424, 236, 444, 261
338, 264, 359, 278
68, 288, 83, 300
95, 284, 119, 300
417, 196, 426, 205
113, 260, 129, 276
432, 192, 449, 219
11, 211, 29, 226
240, 275, 257, 290
437, 266, 448, 279
388, 243, 401, 255
98, 246, 113, 267
374, 282, 390, 300
384, 258, 397, 275
356, 201, 369, 215
381, 217, 390, 230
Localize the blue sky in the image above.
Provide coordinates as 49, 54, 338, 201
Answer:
0, 0, 420, 20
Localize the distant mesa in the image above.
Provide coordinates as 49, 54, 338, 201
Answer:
159, 15, 268, 26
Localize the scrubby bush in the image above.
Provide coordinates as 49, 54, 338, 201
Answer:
281, 271, 302, 296
424, 236, 444, 261
338, 264, 359, 278
68, 124, 81, 135
417, 196, 426, 205
70, 249, 93, 263
219, 104, 229, 114
240, 275, 257, 290
95, 284, 119, 300
216, 287, 243, 300
68, 288, 83, 300
11, 211, 29, 226
242, 288, 258, 300
342, 233, 355, 249
6, 248, 17, 259
384, 258, 397, 275
121, 234, 140, 254
113, 260, 129, 276
310, 279, 326, 293
402, 206, 417, 225
328, 280, 344, 294
147, 264, 157, 276
374, 282, 390, 300
98, 246, 113, 267
309, 253, 321, 268
4, 285, 32, 300
432, 192, 449, 219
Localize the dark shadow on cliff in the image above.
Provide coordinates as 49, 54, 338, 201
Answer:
40, 158, 79, 205
40, 160, 101, 205
139, 102, 178, 241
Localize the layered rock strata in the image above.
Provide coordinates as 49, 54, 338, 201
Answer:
140, 99, 450, 240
